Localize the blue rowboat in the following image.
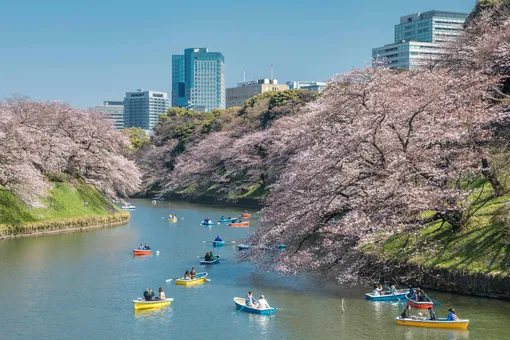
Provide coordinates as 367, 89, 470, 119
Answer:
234, 297, 275, 316
201, 220, 215, 226
200, 255, 221, 265
365, 289, 410, 301
213, 240, 225, 247
219, 217, 238, 223
238, 244, 250, 250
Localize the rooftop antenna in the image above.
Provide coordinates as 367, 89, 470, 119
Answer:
270, 65, 274, 80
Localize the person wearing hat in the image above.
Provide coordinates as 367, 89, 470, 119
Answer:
257, 295, 270, 309
428, 307, 437, 320
447, 308, 459, 321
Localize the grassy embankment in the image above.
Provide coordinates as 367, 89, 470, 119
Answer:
0, 181, 129, 237
367, 178, 510, 279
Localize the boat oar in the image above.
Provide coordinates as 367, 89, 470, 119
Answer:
237, 305, 246, 313
203, 241, 214, 243
386, 286, 403, 306
165, 277, 181, 282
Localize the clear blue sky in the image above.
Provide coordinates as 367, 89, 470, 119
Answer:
0, 0, 476, 108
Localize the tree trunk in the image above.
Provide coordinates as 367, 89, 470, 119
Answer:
481, 157, 503, 196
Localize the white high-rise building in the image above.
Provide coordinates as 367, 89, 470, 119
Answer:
124, 89, 169, 130
372, 10, 469, 69
95, 101, 124, 130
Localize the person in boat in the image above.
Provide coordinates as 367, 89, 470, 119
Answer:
388, 282, 396, 293
221, 215, 225, 221
205, 218, 210, 223
416, 288, 428, 302
143, 288, 154, 301
257, 295, 270, 309
138, 244, 145, 250
204, 252, 211, 261
184, 270, 191, 280
245, 291, 256, 307
244, 210, 248, 214
169, 214, 174, 219
408, 286, 416, 299
155, 287, 166, 301
447, 308, 459, 321
428, 307, 437, 321
215, 236, 223, 242
227, 215, 232, 219
190, 267, 197, 279
372, 284, 382, 296
145, 244, 151, 250
209, 251, 215, 260
400, 305, 414, 319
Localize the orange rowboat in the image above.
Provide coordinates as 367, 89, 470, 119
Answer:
242, 213, 251, 218
133, 249, 153, 256
407, 296, 433, 309
229, 221, 250, 227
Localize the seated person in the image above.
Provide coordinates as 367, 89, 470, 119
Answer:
155, 287, 166, 301
258, 295, 270, 309
143, 288, 155, 301
184, 270, 191, 280
209, 251, 215, 260
245, 291, 256, 307
190, 267, 197, 279
220, 216, 225, 220
144, 244, 151, 250
428, 307, 437, 320
400, 305, 414, 319
447, 308, 459, 321
138, 244, 145, 250
215, 236, 223, 242
204, 253, 212, 261
372, 284, 381, 296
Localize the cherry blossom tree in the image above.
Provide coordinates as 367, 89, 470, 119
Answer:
239, 66, 499, 282
0, 97, 141, 207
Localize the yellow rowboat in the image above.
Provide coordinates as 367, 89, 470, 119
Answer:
175, 272, 208, 286
132, 298, 174, 310
168, 218, 177, 222
396, 317, 469, 330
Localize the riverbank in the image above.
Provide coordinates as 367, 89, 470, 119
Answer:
0, 211, 130, 239
0, 180, 129, 238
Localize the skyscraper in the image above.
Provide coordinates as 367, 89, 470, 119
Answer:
372, 10, 468, 69
95, 101, 124, 130
172, 48, 225, 112
123, 89, 169, 130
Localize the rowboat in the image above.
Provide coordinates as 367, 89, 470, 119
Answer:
233, 297, 275, 315
175, 272, 208, 286
168, 218, 177, 222
200, 255, 221, 265
242, 213, 251, 218
238, 244, 250, 250
396, 317, 469, 330
122, 204, 136, 210
219, 217, 238, 223
213, 240, 225, 247
278, 244, 287, 249
229, 221, 250, 227
132, 298, 174, 310
201, 220, 215, 226
133, 249, 153, 256
365, 289, 410, 301
407, 296, 433, 309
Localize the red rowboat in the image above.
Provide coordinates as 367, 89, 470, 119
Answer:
242, 213, 251, 218
133, 249, 153, 256
229, 221, 250, 227
407, 296, 433, 309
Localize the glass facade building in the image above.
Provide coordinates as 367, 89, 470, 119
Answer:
172, 48, 225, 112
94, 101, 124, 130
372, 10, 468, 69
123, 90, 169, 130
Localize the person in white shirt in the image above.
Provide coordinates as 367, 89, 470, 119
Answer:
258, 295, 270, 309
372, 284, 382, 296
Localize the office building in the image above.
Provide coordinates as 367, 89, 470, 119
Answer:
372, 10, 468, 69
95, 101, 124, 130
226, 78, 289, 108
123, 89, 169, 130
172, 48, 225, 112
286, 81, 327, 92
